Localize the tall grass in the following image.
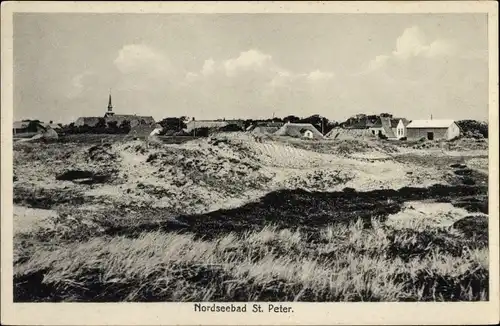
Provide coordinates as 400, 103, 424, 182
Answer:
14, 217, 488, 302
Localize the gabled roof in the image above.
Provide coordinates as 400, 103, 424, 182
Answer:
406, 120, 455, 129
274, 123, 324, 139
251, 126, 280, 135
394, 118, 410, 127
185, 120, 230, 131
380, 117, 396, 138
106, 115, 155, 125
370, 117, 383, 128
75, 117, 101, 127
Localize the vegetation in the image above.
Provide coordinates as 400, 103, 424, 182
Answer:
62, 120, 132, 135
14, 214, 488, 302
457, 120, 488, 139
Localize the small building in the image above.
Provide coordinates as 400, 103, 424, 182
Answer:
302, 129, 315, 139
42, 121, 62, 130
106, 114, 155, 128
13, 120, 52, 135
13, 121, 30, 135
251, 126, 280, 135
405, 120, 460, 140
274, 123, 324, 140
368, 117, 396, 138
184, 119, 245, 132
74, 117, 101, 127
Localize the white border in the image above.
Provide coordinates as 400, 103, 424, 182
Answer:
1, 1, 499, 325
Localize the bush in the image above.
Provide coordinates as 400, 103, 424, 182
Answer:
219, 124, 244, 132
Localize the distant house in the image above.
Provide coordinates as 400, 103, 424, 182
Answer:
368, 117, 410, 139
106, 115, 155, 128
405, 120, 460, 140
302, 129, 315, 139
42, 121, 62, 130
251, 126, 280, 135
274, 123, 324, 140
248, 121, 284, 134
13, 120, 52, 135
128, 122, 160, 138
368, 117, 395, 138
184, 119, 245, 132
13, 121, 30, 134
74, 117, 101, 127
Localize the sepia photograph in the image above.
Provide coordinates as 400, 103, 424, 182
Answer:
1, 1, 499, 325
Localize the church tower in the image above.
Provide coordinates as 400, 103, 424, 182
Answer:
105, 90, 115, 117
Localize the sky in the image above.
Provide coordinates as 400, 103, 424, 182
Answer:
13, 13, 489, 124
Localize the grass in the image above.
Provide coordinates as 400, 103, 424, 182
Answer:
14, 215, 488, 302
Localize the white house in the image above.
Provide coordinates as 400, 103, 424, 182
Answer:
302, 129, 314, 139
396, 119, 411, 139
405, 120, 460, 140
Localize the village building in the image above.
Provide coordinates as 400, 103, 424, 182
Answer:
251, 126, 281, 135
13, 121, 30, 135
368, 117, 395, 138
274, 122, 324, 140
13, 120, 61, 135
184, 119, 245, 133
404, 119, 461, 140
74, 93, 155, 128
247, 121, 284, 134
42, 121, 62, 130
367, 117, 410, 139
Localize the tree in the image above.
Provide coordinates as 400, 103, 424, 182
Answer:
159, 117, 188, 132
107, 121, 119, 130
26, 120, 44, 132
96, 118, 106, 129
220, 124, 244, 132
119, 120, 131, 133
283, 115, 301, 123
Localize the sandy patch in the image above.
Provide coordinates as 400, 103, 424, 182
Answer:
14, 205, 56, 234
385, 201, 478, 229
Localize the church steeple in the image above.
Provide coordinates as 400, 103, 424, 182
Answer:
105, 89, 115, 117
108, 93, 113, 111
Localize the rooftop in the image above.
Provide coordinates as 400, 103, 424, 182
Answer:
406, 120, 455, 129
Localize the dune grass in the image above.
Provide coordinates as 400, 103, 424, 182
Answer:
14, 216, 488, 302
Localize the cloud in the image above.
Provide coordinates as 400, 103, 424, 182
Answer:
392, 26, 455, 59
67, 71, 95, 99
363, 26, 456, 74
113, 44, 170, 74
223, 50, 273, 77
201, 58, 216, 76
185, 49, 335, 90
307, 70, 335, 82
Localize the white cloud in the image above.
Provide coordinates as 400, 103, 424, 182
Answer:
201, 58, 215, 76
113, 44, 170, 74
363, 26, 456, 74
67, 71, 94, 98
307, 70, 335, 82
184, 49, 335, 88
223, 49, 273, 77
